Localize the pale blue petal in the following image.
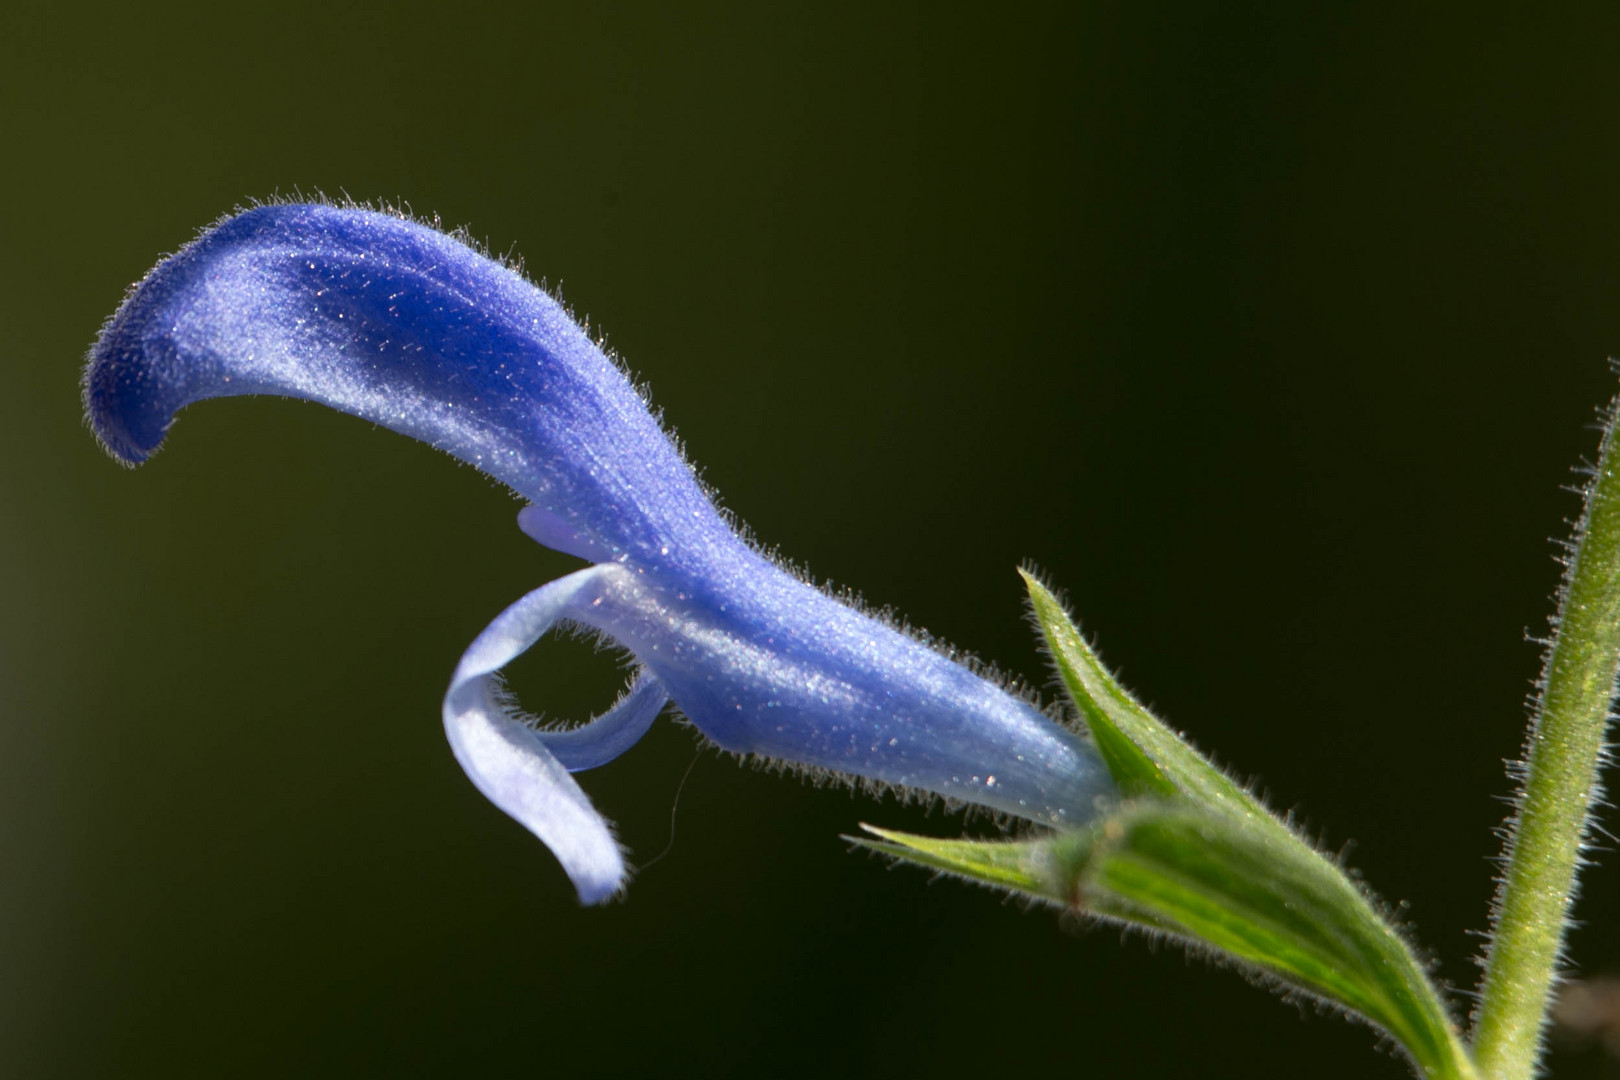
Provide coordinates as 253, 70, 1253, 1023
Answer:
539, 673, 669, 772
444, 566, 671, 903
444, 672, 624, 904
450, 565, 670, 771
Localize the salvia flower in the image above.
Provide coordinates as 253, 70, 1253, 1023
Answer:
84, 204, 1113, 903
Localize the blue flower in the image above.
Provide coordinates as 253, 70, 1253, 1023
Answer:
84, 203, 1112, 903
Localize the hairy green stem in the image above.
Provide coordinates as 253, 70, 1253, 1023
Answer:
1472, 397, 1620, 1078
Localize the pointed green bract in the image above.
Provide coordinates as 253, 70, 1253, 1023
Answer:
1021, 570, 1251, 807
849, 824, 1180, 932
852, 826, 1052, 895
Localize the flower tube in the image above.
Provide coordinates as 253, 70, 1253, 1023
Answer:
85, 203, 1113, 902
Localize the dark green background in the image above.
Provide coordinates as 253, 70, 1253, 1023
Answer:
4, 4, 1619, 1077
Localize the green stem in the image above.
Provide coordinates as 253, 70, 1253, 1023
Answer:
1472, 396, 1620, 1079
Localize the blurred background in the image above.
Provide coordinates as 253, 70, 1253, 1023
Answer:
4, 4, 1620, 1077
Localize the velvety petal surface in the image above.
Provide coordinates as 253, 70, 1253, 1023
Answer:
85, 203, 729, 566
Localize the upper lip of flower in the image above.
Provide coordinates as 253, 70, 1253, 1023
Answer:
84, 201, 1114, 903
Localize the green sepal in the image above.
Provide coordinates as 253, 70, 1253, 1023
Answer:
1021, 569, 1252, 807
855, 807, 1477, 1080
850, 823, 1180, 932
851, 826, 1051, 895
1073, 805, 1475, 1080
851, 571, 1481, 1078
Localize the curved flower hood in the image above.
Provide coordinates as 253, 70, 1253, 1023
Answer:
85, 204, 1112, 902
